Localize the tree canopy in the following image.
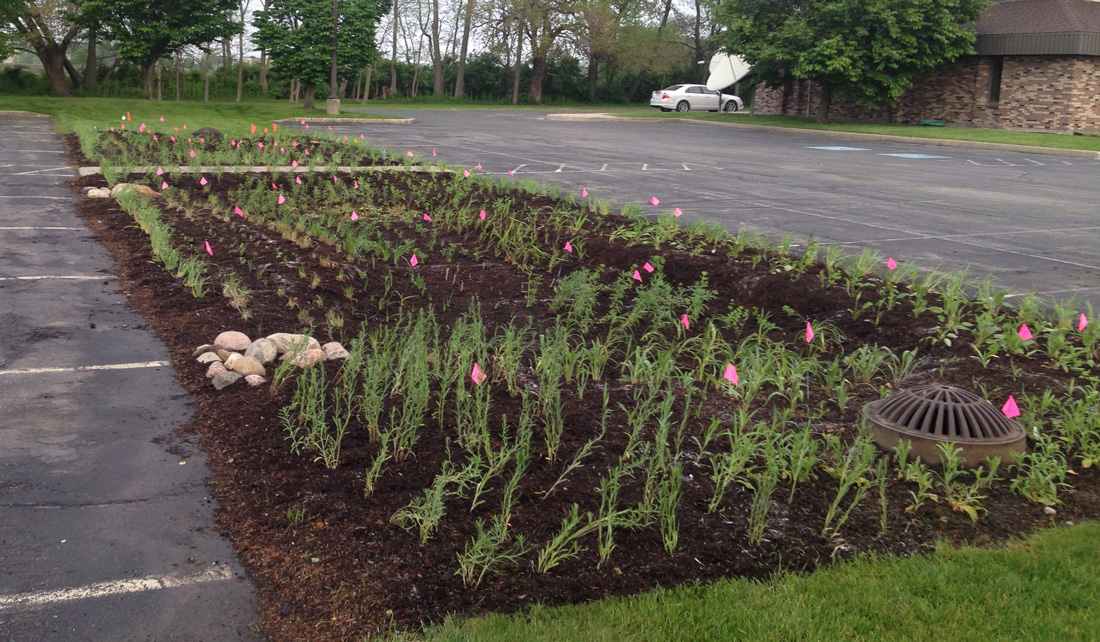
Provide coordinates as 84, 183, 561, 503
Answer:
717, 0, 990, 119
253, 0, 391, 107
78, 0, 241, 94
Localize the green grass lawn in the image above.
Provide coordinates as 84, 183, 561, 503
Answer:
617, 111, 1100, 153
416, 522, 1099, 642
0, 96, 398, 136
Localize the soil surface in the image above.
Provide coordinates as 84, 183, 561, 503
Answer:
66, 133, 1100, 642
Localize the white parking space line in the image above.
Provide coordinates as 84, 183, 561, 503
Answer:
0, 565, 234, 612
0, 276, 105, 281
3, 195, 72, 200
0, 361, 171, 376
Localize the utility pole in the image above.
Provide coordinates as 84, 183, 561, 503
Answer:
326, 0, 342, 114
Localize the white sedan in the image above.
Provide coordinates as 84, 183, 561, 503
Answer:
650, 84, 743, 113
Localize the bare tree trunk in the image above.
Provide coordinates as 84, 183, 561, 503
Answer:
303, 83, 316, 109
83, 29, 98, 90
236, 1, 246, 102
528, 54, 545, 103
453, 0, 475, 98
142, 62, 155, 97
430, 0, 444, 95
627, 0, 673, 101
362, 65, 372, 102
259, 0, 270, 93
204, 69, 210, 103
290, 78, 300, 102
587, 55, 598, 101
156, 62, 162, 100
175, 53, 183, 101
389, 0, 398, 94
511, 18, 523, 105
816, 84, 832, 122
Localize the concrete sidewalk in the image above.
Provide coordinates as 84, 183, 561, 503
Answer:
0, 114, 262, 640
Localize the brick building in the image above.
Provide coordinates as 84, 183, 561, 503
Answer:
751, 0, 1100, 132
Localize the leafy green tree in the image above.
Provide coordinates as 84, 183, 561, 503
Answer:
1, 0, 84, 96
253, 0, 390, 109
717, 0, 989, 120
78, 0, 240, 97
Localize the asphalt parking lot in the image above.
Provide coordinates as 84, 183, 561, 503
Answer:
0, 114, 260, 641
337, 108, 1100, 309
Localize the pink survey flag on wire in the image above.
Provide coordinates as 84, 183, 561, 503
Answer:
139, 123, 145, 132
258, 142, 264, 149
806, 322, 815, 343
353, 180, 359, 189
278, 194, 286, 205
674, 207, 682, 217
152, 134, 158, 141
295, 176, 302, 184
161, 181, 168, 190
156, 167, 164, 176
479, 210, 486, 220
1080, 313, 1089, 331
651, 196, 660, 206
463, 169, 471, 178
170, 135, 175, 142
887, 257, 898, 270
423, 214, 432, 222
204, 241, 213, 256
304, 149, 310, 155
410, 254, 419, 267
632, 270, 642, 282
200, 137, 205, 144
680, 314, 690, 330
477, 162, 483, 170
643, 262, 654, 273
199, 176, 207, 186
564, 241, 572, 253
301, 119, 306, 125
328, 125, 332, 131
189, 149, 196, 158
1002, 396, 1021, 418
432, 149, 436, 157
292, 160, 298, 167
159, 116, 164, 122
723, 363, 739, 385
281, 147, 285, 153
508, 170, 514, 176
350, 211, 358, 221
360, 133, 365, 139
234, 206, 243, 217
1018, 323, 1033, 341
271, 182, 278, 190
333, 175, 338, 184
581, 187, 588, 198
406, 150, 414, 158
471, 362, 487, 386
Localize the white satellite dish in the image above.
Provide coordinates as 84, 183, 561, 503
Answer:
705, 53, 752, 91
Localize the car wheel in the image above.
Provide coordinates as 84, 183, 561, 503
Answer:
723, 101, 738, 113
675, 101, 690, 113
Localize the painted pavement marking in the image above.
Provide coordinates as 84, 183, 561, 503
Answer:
0, 565, 234, 612
0, 361, 171, 376
877, 153, 951, 159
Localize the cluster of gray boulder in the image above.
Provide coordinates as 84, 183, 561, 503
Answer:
194, 331, 349, 390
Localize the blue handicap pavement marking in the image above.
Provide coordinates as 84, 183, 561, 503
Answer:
877, 153, 951, 159
806, 146, 870, 151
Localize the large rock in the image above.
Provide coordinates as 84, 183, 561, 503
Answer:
214, 331, 251, 351
133, 185, 159, 199
196, 352, 222, 364
244, 374, 267, 387
244, 338, 278, 365
205, 361, 227, 379
110, 183, 131, 197
321, 342, 350, 360
283, 347, 326, 368
192, 344, 216, 357
267, 333, 320, 355
193, 126, 223, 141
227, 355, 266, 377
212, 371, 243, 390
86, 187, 112, 199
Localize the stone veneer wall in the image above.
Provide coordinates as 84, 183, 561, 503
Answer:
751, 55, 1100, 132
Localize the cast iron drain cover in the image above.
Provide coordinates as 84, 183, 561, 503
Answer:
863, 383, 1026, 465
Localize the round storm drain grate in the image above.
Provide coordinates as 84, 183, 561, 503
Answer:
862, 384, 1027, 465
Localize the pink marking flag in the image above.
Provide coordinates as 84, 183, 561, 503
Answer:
271, 182, 278, 190
432, 149, 437, 157
333, 175, 338, 184
278, 194, 286, 205
471, 362, 487, 386
564, 241, 573, 253
479, 210, 486, 220
632, 270, 642, 282
304, 124, 309, 129
250, 124, 257, 134
406, 150, 414, 158
204, 240, 213, 256
109, 127, 114, 132
187, 138, 192, 143
423, 214, 432, 222
508, 170, 515, 177
1018, 323, 1033, 341
292, 160, 298, 167
199, 176, 208, 186
189, 149, 196, 158
643, 262, 654, 273
350, 211, 359, 221
805, 322, 815, 343
650, 196, 660, 206
1080, 313, 1089, 332
139, 123, 146, 132
292, 141, 298, 147
234, 206, 244, 217
295, 176, 302, 184
273, 123, 278, 132
887, 257, 898, 270
410, 254, 419, 267
156, 167, 164, 176
1002, 396, 1021, 418
301, 119, 306, 125
182, 124, 187, 130
304, 149, 310, 155
199, 137, 205, 144
723, 363, 739, 385
680, 314, 690, 330
258, 142, 264, 149
281, 147, 285, 153
463, 170, 471, 178
674, 207, 683, 217
344, 136, 348, 142
159, 116, 165, 122
328, 126, 333, 131
170, 136, 175, 142
360, 134, 365, 139
353, 180, 359, 189
477, 162, 483, 170
161, 181, 168, 190
152, 135, 158, 142
581, 187, 588, 198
